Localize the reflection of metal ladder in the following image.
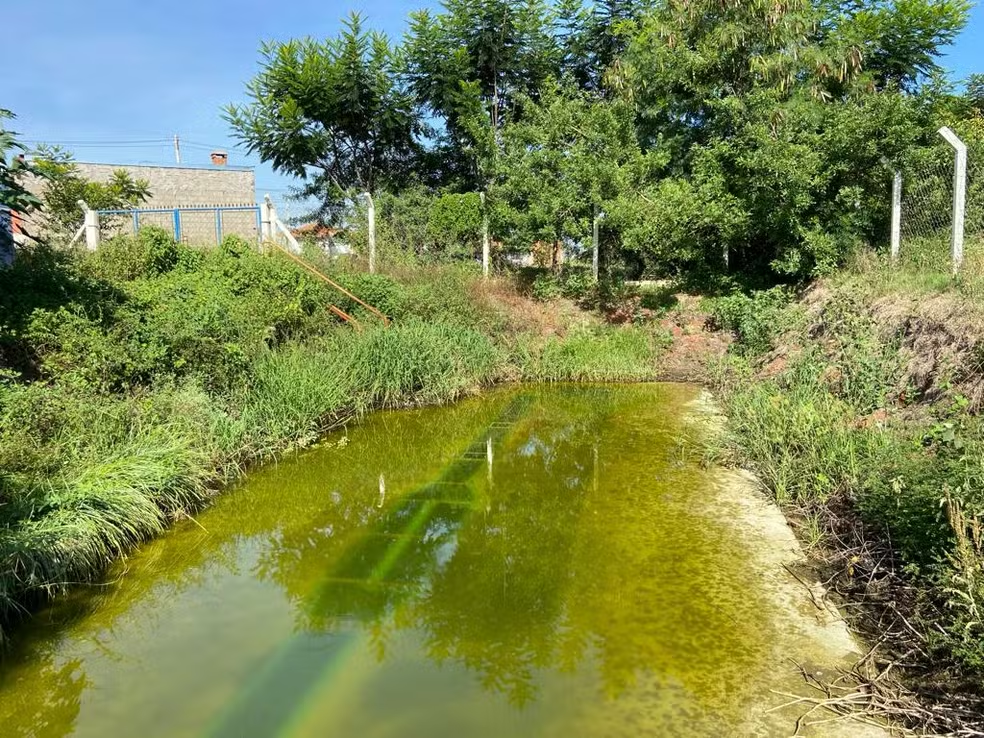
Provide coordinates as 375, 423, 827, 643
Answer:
306, 393, 532, 618
207, 393, 532, 738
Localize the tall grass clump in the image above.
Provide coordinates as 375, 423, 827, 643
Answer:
226, 343, 356, 460
338, 319, 503, 407
518, 325, 666, 382
0, 384, 215, 637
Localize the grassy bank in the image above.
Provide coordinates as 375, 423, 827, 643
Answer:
705, 248, 984, 730
0, 230, 666, 640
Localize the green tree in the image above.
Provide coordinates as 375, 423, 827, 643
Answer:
405, 0, 560, 187
33, 147, 150, 238
225, 13, 423, 224
491, 83, 650, 267
966, 73, 984, 113
556, 0, 643, 94
618, 0, 963, 278
0, 110, 43, 214
825, 0, 969, 91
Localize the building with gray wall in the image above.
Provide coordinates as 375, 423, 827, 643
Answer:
71, 162, 255, 206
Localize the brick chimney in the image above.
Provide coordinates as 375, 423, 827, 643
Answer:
210, 151, 228, 166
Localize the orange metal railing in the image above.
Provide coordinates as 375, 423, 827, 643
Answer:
271, 243, 391, 329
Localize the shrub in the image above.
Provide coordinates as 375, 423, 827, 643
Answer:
88, 226, 181, 282
707, 286, 794, 355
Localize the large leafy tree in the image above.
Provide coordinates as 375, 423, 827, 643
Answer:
555, 0, 644, 94
617, 0, 965, 278
404, 0, 560, 187
491, 83, 650, 264
225, 14, 423, 224
628, 0, 861, 152
824, 0, 969, 91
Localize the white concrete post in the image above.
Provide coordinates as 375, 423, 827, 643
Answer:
890, 169, 902, 264
79, 199, 99, 251
365, 192, 376, 274
939, 126, 967, 274
260, 195, 274, 244
480, 191, 490, 278
592, 208, 600, 281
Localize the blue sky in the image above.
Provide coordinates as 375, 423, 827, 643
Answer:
3, 0, 983, 214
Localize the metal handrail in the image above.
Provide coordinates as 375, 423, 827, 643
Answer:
270, 242, 390, 327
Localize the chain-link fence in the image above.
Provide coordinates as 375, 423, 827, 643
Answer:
97, 204, 261, 246
896, 126, 984, 272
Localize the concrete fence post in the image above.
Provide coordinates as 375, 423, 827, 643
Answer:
260, 195, 274, 245
79, 200, 100, 251
480, 191, 490, 278
890, 169, 902, 264
364, 192, 376, 274
939, 126, 967, 274
592, 208, 601, 281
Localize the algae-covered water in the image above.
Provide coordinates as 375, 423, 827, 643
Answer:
0, 384, 874, 737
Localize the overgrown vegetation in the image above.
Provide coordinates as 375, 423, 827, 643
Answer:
0, 229, 664, 640
708, 274, 984, 729
5, 0, 984, 723
227, 0, 973, 282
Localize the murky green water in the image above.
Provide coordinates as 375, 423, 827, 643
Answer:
0, 384, 869, 737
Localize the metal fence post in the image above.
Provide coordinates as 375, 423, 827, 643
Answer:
890, 169, 902, 264
172, 208, 182, 243
939, 126, 967, 273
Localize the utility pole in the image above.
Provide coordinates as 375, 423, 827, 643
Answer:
173, 134, 181, 165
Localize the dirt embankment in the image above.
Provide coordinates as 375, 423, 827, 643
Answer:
756, 283, 984, 411
656, 294, 732, 380
713, 282, 984, 735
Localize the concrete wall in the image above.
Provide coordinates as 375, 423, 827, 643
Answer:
71, 162, 255, 206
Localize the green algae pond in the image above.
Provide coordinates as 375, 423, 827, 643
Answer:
0, 384, 882, 737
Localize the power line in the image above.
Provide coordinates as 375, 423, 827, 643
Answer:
22, 138, 171, 146
181, 139, 248, 153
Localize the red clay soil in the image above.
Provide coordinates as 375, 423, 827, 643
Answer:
655, 294, 732, 382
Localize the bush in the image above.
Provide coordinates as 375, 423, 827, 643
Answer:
707, 286, 794, 355
523, 264, 597, 303
88, 226, 181, 282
